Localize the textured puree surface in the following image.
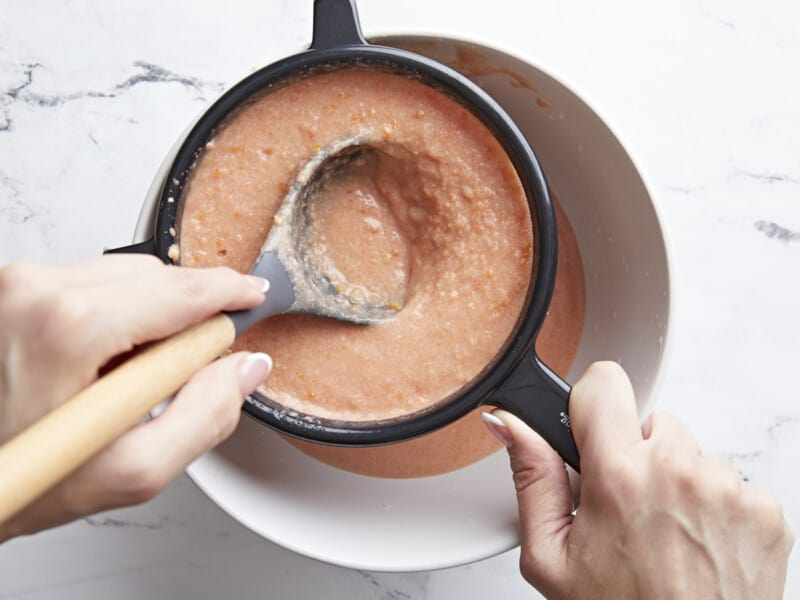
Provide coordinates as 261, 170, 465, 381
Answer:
289, 199, 584, 477
179, 69, 584, 476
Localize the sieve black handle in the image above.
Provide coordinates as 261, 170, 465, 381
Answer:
490, 353, 580, 472
311, 0, 366, 50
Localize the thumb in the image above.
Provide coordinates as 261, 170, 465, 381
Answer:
482, 409, 573, 592
98, 351, 273, 498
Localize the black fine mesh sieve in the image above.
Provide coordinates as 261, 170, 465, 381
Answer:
109, 0, 580, 470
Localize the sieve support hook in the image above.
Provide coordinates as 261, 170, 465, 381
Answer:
311, 0, 366, 50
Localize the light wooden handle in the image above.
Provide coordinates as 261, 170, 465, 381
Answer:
0, 313, 236, 525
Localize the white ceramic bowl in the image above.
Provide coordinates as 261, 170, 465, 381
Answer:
133, 35, 671, 572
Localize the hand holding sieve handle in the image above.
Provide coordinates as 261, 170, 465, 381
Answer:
490, 354, 580, 472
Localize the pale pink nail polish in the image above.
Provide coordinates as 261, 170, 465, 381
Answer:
245, 275, 270, 293
239, 353, 273, 395
480, 412, 513, 448
641, 411, 656, 439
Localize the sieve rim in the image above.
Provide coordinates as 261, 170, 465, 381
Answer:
138, 3, 561, 449
118, 0, 564, 454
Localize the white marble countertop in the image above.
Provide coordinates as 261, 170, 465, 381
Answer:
1, 1, 798, 598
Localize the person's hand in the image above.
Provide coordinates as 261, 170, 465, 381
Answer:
482, 362, 794, 599
0, 255, 272, 542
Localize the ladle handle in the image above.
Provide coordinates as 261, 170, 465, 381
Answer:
227, 251, 296, 336
0, 314, 237, 526
490, 354, 580, 472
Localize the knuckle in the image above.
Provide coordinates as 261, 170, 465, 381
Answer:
174, 266, 240, 308
572, 361, 625, 404
99, 439, 170, 506
61, 454, 166, 511
652, 445, 699, 494
182, 375, 242, 447
648, 409, 671, 429
510, 457, 566, 496
591, 452, 643, 505
176, 269, 214, 304
588, 360, 625, 378
519, 551, 538, 584
511, 463, 540, 495
518, 549, 560, 594
118, 458, 167, 505
104, 252, 163, 271
208, 395, 242, 445
0, 262, 50, 311
53, 290, 90, 326
716, 474, 744, 512
693, 454, 745, 509
747, 488, 787, 539
584, 361, 626, 385
131, 253, 163, 269
0, 261, 33, 292
31, 291, 92, 351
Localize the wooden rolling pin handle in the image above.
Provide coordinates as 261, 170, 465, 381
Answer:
0, 313, 236, 526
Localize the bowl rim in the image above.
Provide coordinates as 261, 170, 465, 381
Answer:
132, 32, 674, 572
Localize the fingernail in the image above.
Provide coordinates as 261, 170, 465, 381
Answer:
641, 411, 654, 439
239, 353, 273, 395
480, 411, 513, 448
245, 275, 270, 294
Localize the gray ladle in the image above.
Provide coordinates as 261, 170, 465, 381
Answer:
228, 136, 399, 334
0, 137, 398, 526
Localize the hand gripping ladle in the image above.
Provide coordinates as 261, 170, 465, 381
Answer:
0, 138, 393, 526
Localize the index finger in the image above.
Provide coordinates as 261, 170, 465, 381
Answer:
81, 264, 267, 361
570, 361, 642, 461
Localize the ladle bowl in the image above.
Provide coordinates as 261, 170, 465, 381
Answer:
227, 136, 401, 335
